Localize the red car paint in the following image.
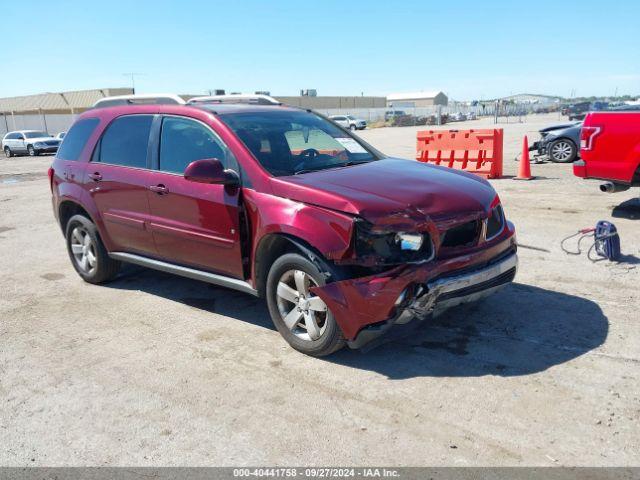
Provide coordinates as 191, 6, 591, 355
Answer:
51, 102, 516, 345
574, 112, 640, 186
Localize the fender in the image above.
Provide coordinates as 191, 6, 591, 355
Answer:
56, 192, 115, 252
244, 188, 355, 261
244, 189, 356, 293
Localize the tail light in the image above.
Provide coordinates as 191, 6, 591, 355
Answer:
580, 126, 601, 151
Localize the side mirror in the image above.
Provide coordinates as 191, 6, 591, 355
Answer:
184, 158, 239, 186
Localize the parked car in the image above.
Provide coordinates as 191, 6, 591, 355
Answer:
574, 110, 640, 193
533, 122, 582, 163
51, 94, 517, 356
384, 110, 406, 121
56, 132, 66, 140
3, 130, 61, 157
564, 102, 591, 121
329, 115, 367, 130
449, 112, 467, 122
564, 101, 610, 121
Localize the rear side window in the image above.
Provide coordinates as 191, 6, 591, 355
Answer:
159, 116, 229, 174
56, 118, 99, 161
96, 115, 153, 168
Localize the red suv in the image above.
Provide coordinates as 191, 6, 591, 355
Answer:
50, 94, 517, 356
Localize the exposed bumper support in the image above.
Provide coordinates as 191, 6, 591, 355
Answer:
347, 251, 518, 349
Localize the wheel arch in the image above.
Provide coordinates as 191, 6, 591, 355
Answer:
58, 200, 95, 232
253, 233, 336, 298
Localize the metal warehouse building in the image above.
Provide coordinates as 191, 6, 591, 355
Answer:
0, 88, 388, 135
0, 88, 134, 135
274, 96, 386, 109
386, 91, 448, 107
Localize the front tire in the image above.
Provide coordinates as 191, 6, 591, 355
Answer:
27, 145, 37, 156
65, 214, 121, 284
548, 138, 577, 163
266, 253, 345, 356
349, 124, 356, 131
4, 147, 12, 158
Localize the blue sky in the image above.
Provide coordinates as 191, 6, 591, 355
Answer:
5, 0, 639, 100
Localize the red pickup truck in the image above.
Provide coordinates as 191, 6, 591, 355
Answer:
574, 111, 640, 192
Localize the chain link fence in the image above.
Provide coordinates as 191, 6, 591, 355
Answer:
0, 101, 558, 137
316, 101, 557, 127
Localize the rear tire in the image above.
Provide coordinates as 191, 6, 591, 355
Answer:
4, 147, 11, 158
65, 214, 121, 284
266, 253, 345, 356
548, 138, 577, 163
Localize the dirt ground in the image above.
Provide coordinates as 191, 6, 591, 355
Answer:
1, 113, 638, 466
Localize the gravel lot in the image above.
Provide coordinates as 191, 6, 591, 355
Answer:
1, 113, 638, 466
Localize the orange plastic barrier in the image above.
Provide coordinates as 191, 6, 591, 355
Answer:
416, 129, 504, 179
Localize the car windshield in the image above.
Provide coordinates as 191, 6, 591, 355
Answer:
24, 131, 50, 138
220, 110, 378, 176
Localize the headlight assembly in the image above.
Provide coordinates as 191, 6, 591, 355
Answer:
396, 233, 423, 251
354, 219, 434, 265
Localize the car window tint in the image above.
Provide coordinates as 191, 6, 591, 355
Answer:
56, 118, 100, 161
98, 115, 153, 168
159, 116, 228, 174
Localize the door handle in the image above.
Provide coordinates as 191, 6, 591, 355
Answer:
88, 172, 102, 181
149, 184, 169, 195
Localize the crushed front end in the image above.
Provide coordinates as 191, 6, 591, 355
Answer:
310, 202, 518, 350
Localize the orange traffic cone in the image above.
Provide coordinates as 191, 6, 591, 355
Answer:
514, 135, 534, 180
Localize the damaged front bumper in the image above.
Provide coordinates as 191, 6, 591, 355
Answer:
347, 250, 517, 349
310, 227, 518, 350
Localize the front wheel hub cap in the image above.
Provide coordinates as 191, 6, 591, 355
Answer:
276, 269, 329, 342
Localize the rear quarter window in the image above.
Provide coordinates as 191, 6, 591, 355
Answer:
56, 118, 100, 161
95, 115, 153, 168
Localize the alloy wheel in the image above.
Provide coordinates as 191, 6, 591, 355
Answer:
550, 141, 573, 161
70, 227, 97, 275
276, 269, 329, 341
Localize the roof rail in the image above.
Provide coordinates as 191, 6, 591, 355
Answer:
92, 94, 186, 108
187, 94, 281, 106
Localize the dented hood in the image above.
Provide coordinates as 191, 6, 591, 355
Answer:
270, 158, 497, 225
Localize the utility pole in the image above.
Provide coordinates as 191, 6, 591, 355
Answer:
122, 73, 145, 94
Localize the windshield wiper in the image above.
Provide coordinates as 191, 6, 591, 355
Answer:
294, 160, 373, 175
340, 160, 373, 167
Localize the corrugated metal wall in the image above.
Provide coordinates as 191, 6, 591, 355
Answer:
0, 113, 77, 136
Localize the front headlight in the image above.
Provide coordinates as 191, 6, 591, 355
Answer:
34, 142, 45, 147
396, 233, 423, 251
355, 220, 433, 265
